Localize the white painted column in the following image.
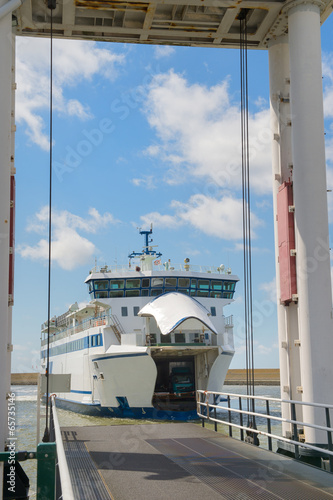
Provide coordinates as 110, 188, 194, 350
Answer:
0, 2, 14, 496
268, 36, 302, 438
286, 0, 333, 444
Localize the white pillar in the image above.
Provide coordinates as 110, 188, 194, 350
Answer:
286, 0, 333, 444
0, 2, 14, 496
268, 36, 302, 438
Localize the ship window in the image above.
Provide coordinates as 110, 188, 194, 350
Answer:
151, 289, 163, 297
95, 291, 108, 299
210, 307, 216, 316
198, 280, 209, 290
211, 292, 221, 298
178, 289, 189, 295
88, 281, 94, 292
133, 306, 140, 316
162, 333, 171, 343
223, 281, 235, 291
110, 279, 124, 289
126, 279, 140, 289
121, 307, 128, 317
165, 277, 177, 287
190, 279, 197, 289
222, 292, 233, 299
109, 291, 124, 298
178, 278, 190, 288
94, 280, 108, 290
175, 333, 185, 343
97, 335, 101, 346
125, 290, 140, 297
151, 277, 164, 287
142, 278, 150, 288
197, 290, 209, 297
92, 336, 96, 347
211, 280, 222, 291
190, 289, 196, 296
141, 289, 149, 297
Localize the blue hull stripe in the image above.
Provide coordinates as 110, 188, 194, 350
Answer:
55, 397, 199, 421
92, 352, 148, 362
70, 389, 92, 394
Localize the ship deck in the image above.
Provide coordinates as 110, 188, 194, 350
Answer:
61, 422, 333, 500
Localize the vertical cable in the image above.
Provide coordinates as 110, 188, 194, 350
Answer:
239, 11, 256, 435
43, 0, 56, 443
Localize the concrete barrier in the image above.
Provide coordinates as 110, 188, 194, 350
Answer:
11, 373, 39, 385
224, 369, 280, 385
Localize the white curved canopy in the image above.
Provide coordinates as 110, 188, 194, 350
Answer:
138, 292, 218, 336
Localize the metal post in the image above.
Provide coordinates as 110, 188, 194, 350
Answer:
239, 397, 244, 441
0, 3, 13, 498
291, 402, 299, 460
325, 407, 333, 473
36, 442, 56, 500
285, 0, 333, 443
266, 400, 272, 451
214, 394, 217, 432
227, 396, 232, 437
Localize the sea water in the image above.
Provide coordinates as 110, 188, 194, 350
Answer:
12, 384, 281, 499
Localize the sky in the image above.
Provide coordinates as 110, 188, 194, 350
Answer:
11, 15, 333, 373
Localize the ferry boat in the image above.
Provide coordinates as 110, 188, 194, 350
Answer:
40, 228, 239, 420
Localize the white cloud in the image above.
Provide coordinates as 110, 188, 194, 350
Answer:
140, 194, 263, 240
16, 38, 125, 150
154, 46, 175, 59
18, 207, 119, 270
142, 70, 272, 193
260, 278, 277, 304
132, 175, 156, 189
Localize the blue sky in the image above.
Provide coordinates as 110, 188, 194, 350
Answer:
11, 16, 333, 372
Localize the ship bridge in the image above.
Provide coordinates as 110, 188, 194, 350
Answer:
11, 0, 333, 48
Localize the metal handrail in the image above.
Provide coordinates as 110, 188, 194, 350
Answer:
201, 390, 333, 410
197, 390, 333, 469
51, 396, 75, 500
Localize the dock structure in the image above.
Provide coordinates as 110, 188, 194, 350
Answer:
62, 423, 333, 500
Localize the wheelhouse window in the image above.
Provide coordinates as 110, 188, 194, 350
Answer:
151, 277, 164, 287
178, 278, 190, 288
95, 291, 108, 299
88, 281, 94, 292
151, 289, 163, 297
126, 279, 140, 289
165, 277, 177, 287
94, 280, 108, 290
224, 281, 235, 291
109, 290, 124, 298
125, 290, 140, 297
142, 278, 150, 288
198, 280, 209, 290
211, 280, 222, 291
110, 279, 124, 289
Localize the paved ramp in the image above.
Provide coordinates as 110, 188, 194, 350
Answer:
62, 423, 333, 500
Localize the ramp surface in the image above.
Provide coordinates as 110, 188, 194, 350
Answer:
62, 423, 333, 500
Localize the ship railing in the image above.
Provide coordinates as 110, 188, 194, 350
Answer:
197, 390, 333, 473
50, 395, 75, 500
224, 314, 233, 328
90, 263, 233, 275
41, 313, 111, 346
